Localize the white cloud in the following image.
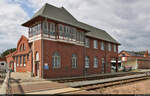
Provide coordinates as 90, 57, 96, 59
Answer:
0, 0, 29, 52
1, 0, 150, 52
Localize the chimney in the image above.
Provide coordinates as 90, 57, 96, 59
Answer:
144, 50, 149, 58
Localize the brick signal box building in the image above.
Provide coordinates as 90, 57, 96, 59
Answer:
6, 3, 120, 78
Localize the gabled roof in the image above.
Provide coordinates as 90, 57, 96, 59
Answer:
120, 50, 150, 57
79, 22, 120, 44
22, 3, 120, 44
23, 3, 88, 31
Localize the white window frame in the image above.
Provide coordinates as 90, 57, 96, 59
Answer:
50, 23, 55, 36
72, 54, 77, 68
114, 45, 117, 52
52, 52, 61, 68
108, 43, 112, 51
59, 24, 64, 37
85, 38, 90, 48
94, 56, 98, 68
101, 41, 104, 50
94, 40, 98, 49
85, 56, 90, 68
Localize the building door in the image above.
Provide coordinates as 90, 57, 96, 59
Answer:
101, 58, 105, 73
35, 61, 39, 77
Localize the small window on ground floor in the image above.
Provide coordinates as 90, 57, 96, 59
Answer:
94, 56, 98, 68
52, 52, 61, 68
72, 54, 77, 68
85, 56, 90, 68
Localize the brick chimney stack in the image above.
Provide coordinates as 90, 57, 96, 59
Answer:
144, 50, 149, 58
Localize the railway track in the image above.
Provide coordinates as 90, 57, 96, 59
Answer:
64, 73, 150, 92
52, 72, 146, 83
80, 76, 149, 91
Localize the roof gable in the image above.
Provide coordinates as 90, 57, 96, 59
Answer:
23, 3, 120, 44
79, 22, 120, 44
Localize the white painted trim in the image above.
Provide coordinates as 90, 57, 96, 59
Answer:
29, 34, 84, 46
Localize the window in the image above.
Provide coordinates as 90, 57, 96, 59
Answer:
59, 24, 64, 37
64, 26, 67, 38
101, 41, 104, 50
50, 23, 55, 36
94, 56, 98, 68
52, 52, 61, 68
85, 56, 90, 68
101, 58, 105, 73
66, 26, 70, 39
35, 52, 39, 61
94, 40, 98, 49
85, 38, 90, 48
43, 21, 48, 34
72, 54, 77, 68
114, 45, 117, 52
108, 43, 112, 51
20, 56, 22, 66
76, 31, 80, 41
23, 55, 26, 66
72, 28, 76, 40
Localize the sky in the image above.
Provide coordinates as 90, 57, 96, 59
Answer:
0, 0, 150, 53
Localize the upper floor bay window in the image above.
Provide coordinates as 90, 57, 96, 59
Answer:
94, 56, 98, 68
101, 41, 104, 50
72, 28, 77, 40
49, 23, 55, 36
85, 56, 90, 68
43, 21, 48, 34
85, 38, 90, 48
114, 45, 117, 52
59, 24, 64, 37
52, 52, 61, 68
80, 31, 84, 43
72, 54, 77, 68
94, 40, 98, 49
29, 23, 41, 37
108, 43, 112, 51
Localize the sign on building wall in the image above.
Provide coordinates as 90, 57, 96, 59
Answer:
44, 63, 49, 70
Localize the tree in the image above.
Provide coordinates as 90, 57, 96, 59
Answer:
0, 48, 16, 59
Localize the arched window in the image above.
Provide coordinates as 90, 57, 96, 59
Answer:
94, 56, 98, 68
52, 52, 61, 68
72, 54, 77, 68
85, 56, 90, 68
35, 52, 39, 61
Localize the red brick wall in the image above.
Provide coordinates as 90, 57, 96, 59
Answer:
85, 37, 118, 74
138, 59, 150, 69
43, 40, 84, 78
42, 37, 118, 78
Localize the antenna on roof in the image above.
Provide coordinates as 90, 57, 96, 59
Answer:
61, 0, 66, 7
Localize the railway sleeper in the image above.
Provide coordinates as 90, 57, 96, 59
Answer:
81, 77, 149, 91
